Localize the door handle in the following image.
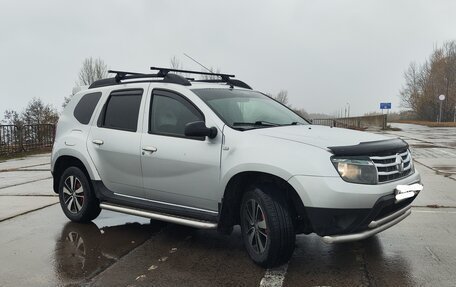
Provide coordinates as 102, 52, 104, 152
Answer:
92, 139, 104, 146
142, 146, 158, 153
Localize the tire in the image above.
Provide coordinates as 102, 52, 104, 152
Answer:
240, 185, 295, 267
58, 166, 101, 222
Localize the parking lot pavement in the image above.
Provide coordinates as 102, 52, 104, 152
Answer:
0, 153, 56, 222
1, 124, 456, 287
384, 123, 456, 179
0, 153, 50, 171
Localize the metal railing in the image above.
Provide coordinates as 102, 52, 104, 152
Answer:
0, 124, 55, 156
312, 115, 387, 130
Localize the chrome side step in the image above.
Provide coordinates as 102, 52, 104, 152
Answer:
100, 203, 218, 229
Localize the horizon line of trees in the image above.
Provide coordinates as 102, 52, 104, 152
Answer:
400, 40, 456, 121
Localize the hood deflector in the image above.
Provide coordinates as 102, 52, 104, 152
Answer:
328, 138, 408, 156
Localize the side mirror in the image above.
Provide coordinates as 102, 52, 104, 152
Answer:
184, 121, 218, 139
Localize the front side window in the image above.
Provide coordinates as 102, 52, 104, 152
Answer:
149, 90, 203, 138
101, 89, 143, 132
192, 88, 308, 130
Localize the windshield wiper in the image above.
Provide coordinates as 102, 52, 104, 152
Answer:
232, 121, 281, 127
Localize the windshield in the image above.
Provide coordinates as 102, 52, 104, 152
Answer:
192, 88, 309, 130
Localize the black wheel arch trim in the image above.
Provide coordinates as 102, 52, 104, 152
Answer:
53, 155, 93, 194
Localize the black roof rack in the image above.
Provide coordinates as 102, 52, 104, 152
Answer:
89, 67, 251, 89
150, 66, 235, 78
150, 67, 252, 89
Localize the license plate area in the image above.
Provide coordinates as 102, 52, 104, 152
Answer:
395, 183, 423, 203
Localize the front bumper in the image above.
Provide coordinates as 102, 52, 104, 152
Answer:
322, 203, 411, 243
302, 190, 419, 237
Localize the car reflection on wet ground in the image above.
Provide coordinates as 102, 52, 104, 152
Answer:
54, 220, 165, 283
2, 204, 455, 286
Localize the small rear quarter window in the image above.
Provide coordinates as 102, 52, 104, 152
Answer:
74, 92, 102, 124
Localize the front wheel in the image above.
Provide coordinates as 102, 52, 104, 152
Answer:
58, 167, 101, 222
240, 186, 295, 267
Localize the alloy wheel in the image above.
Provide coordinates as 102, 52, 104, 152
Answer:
62, 175, 85, 214
244, 199, 268, 254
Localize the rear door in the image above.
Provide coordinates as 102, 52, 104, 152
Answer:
87, 85, 148, 198
140, 89, 222, 212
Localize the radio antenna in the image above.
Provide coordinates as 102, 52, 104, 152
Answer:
183, 53, 214, 74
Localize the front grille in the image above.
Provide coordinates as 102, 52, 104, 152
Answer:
370, 149, 413, 183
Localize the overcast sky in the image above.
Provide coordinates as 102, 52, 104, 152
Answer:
1, 0, 455, 117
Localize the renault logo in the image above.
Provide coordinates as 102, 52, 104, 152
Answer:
395, 154, 405, 173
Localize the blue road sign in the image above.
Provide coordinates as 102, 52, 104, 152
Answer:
380, 102, 391, 109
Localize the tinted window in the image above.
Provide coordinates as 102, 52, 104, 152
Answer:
74, 92, 102, 124
150, 91, 203, 137
102, 89, 143, 132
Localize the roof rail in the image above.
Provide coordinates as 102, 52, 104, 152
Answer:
89, 70, 191, 89
88, 67, 252, 89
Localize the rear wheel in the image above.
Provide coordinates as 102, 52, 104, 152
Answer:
240, 185, 295, 267
58, 167, 101, 222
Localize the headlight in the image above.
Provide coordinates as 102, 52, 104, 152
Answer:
331, 157, 378, 184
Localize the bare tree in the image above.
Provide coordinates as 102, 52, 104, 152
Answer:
273, 90, 289, 106
63, 57, 108, 108
2, 98, 59, 126
199, 67, 222, 80
170, 56, 183, 70
21, 98, 59, 125
78, 57, 108, 86
292, 108, 309, 118
399, 40, 456, 121
2, 110, 22, 126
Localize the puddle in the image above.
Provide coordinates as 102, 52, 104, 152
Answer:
434, 166, 456, 172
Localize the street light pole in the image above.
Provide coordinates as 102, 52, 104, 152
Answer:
438, 95, 445, 123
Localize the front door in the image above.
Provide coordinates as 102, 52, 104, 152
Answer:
140, 89, 222, 212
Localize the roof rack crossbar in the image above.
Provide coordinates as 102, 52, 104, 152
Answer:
150, 67, 235, 78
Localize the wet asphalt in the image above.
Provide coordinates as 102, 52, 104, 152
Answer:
1, 123, 456, 287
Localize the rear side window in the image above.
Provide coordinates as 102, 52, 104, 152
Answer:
73, 92, 102, 124
100, 89, 143, 132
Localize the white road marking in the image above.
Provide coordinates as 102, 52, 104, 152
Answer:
260, 263, 288, 287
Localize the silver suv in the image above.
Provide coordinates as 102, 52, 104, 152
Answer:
52, 67, 423, 267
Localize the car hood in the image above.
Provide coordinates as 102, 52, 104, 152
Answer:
249, 125, 394, 150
